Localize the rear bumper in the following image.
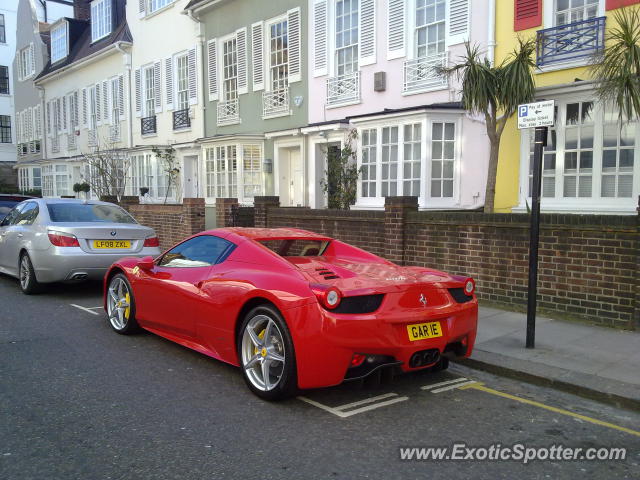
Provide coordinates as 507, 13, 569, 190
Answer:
288, 300, 478, 390
30, 246, 161, 283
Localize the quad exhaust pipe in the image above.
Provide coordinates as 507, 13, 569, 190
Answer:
409, 349, 440, 368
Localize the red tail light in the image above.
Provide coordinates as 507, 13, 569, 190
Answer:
310, 284, 343, 310
143, 236, 160, 247
48, 231, 80, 247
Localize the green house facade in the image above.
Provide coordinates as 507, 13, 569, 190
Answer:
186, 0, 308, 212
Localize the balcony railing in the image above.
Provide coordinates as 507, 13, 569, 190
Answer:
403, 53, 448, 93
173, 108, 191, 130
326, 72, 360, 106
88, 129, 97, 147
537, 16, 606, 67
217, 99, 240, 126
262, 87, 290, 119
109, 124, 121, 143
67, 133, 77, 151
141, 115, 156, 135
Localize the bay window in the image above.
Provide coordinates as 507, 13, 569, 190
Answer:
205, 144, 264, 202
522, 96, 639, 210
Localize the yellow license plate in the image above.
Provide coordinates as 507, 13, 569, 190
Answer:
93, 240, 131, 249
407, 322, 443, 341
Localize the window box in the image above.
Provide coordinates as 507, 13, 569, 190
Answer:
262, 88, 290, 119
217, 99, 239, 126
173, 108, 191, 130
141, 115, 157, 135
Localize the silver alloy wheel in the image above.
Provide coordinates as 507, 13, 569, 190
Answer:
107, 277, 132, 330
241, 314, 286, 392
19, 256, 30, 290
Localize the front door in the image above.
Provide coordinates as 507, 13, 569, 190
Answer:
183, 155, 199, 198
279, 147, 304, 206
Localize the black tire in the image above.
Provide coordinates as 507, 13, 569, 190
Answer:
19, 253, 41, 295
106, 273, 140, 334
238, 304, 297, 401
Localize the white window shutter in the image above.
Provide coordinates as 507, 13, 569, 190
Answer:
165, 57, 174, 110
102, 80, 109, 122
82, 88, 88, 128
287, 8, 301, 83
447, 0, 470, 46
154, 61, 162, 113
95, 83, 102, 125
188, 46, 198, 105
313, 0, 328, 77
236, 29, 248, 95
134, 68, 142, 117
62, 96, 67, 133
250, 25, 263, 92
207, 39, 219, 100
117, 75, 124, 119
55, 98, 61, 133
138, 0, 145, 18
46, 101, 51, 137
359, 0, 376, 66
387, 0, 406, 60
35, 105, 42, 139
30, 43, 35, 75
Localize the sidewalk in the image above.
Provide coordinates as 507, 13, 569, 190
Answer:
455, 306, 640, 411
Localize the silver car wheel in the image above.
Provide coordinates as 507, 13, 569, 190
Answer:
19, 256, 30, 290
107, 276, 132, 331
241, 314, 286, 392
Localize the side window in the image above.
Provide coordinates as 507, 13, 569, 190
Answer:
158, 235, 235, 268
15, 202, 39, 226
1, 205, 24, 227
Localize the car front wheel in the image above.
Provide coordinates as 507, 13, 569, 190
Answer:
19, 253, 40, 295
106, 273, 139, 334
239, 305, 297, 400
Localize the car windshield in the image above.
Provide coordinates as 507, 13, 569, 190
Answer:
47, 203, 137, 224
258, 239, 329, 257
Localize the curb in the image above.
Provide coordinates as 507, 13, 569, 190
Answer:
453, 356, 640, 413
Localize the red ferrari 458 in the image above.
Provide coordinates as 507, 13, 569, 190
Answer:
104, 228, 478, 400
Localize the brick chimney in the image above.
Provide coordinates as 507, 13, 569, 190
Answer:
73, 0, 91, 21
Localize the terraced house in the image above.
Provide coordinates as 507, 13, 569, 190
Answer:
184, 0, 307, 213
33, 0, 131, 197
493, 0, 640, 214
14, 0, 74, 193
304, 0, 492, 210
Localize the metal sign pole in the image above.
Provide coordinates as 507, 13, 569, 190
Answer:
526, 126, 548, 349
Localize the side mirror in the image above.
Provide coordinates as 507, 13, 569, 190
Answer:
137, 256, 155, 271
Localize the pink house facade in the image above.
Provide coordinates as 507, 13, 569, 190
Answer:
303, 0, 494, 210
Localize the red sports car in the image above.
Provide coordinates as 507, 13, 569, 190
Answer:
104, 228, 478, 400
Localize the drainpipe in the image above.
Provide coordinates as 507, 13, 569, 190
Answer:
185, 9, 206, 141
36, 85, 47, 160
115, 42, 133, 149
487, 0, 496, 66
38, 0, 48, 22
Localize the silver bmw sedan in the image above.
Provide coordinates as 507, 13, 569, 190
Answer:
0, 198, 161, 294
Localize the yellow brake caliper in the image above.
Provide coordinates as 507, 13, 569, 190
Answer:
254, 329, 266, 355
124, 293, 131, 320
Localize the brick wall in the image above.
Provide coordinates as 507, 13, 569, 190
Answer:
106, 197, 205, 252
215, 196, 639, 329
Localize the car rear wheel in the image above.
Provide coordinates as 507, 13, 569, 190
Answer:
239, 305, 297, 401
107, 274, 139, 334
19, 253, 40, 295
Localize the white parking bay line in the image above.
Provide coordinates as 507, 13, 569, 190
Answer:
430, 380, 477, 394
298, 392, 409, 418
421, 377, 469, 390
70, 304, 101, 316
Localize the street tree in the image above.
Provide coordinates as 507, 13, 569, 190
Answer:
439, 39, 536, 213
80, 141, 131, 202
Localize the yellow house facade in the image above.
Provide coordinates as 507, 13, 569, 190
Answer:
494, 0, 639, 214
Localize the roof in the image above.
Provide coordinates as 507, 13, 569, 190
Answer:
213, 228, 332, 241
36, 0, 131, 80
306, 102, 464, 128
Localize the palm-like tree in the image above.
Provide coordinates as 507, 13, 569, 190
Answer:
440, 39, 536, 213
590, 7, 640, 122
